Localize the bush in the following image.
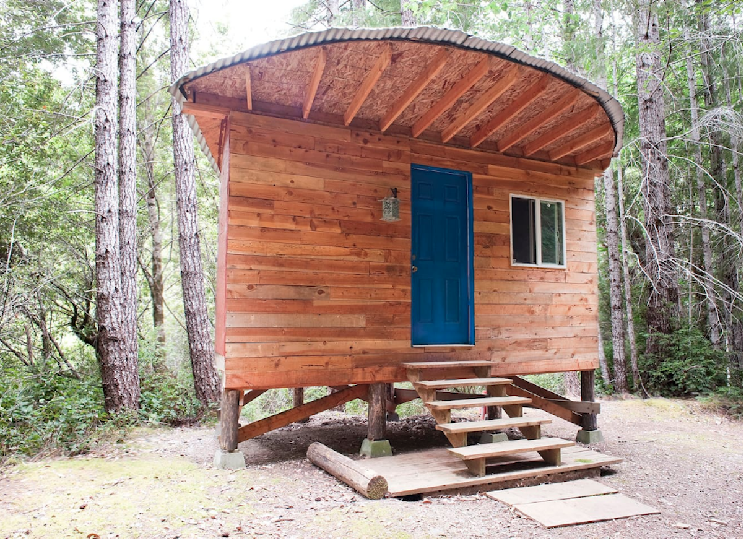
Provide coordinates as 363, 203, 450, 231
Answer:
138, 370, 205, 425
0, 365, 112, 459
640, 326, 728, 396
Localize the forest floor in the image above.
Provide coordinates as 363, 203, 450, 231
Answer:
0, 397, 741, 539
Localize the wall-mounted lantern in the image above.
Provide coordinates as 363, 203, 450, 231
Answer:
380, 188, 401, 222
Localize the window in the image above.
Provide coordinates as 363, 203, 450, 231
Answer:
510, 195, 565, 267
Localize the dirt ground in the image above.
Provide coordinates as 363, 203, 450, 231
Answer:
1, 398, 741, 539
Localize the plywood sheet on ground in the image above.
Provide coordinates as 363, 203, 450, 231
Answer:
487, 478, 616, 505
513, 493, 659, 528
361, 445, 621, 496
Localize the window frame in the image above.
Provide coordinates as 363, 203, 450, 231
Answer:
508, 193, 567, 269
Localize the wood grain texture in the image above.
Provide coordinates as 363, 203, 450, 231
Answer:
221, 114, 599, 389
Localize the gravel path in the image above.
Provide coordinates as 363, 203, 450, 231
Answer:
1, 398, 741, 538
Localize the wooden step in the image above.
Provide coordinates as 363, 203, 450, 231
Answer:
426, 396, 531, 410
448, 437, 574, 461
436, 417, 552, 434
402, 361, 492, 369
449, 438, 574, 476
415, 377, 512, 389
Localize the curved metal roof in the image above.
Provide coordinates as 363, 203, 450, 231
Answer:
170, 26, 624, 174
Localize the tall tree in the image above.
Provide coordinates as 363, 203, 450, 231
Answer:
119, 0, 141, 392
94, 0, 139, 412
684, 25, 720, 348
170, 0, 221, 405
401, 0, 415, 26
635, 0, 679, 356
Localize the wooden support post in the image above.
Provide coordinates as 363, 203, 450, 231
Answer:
486, 383, 505, 420
581, 370, 598, 431
293, 387, 308, 423
368, 382, 387, 441
220, 389, 241, 451
538, 448, 562, 466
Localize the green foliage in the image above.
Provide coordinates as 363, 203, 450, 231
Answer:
0, 364, 113, 459
640, 326, 728, 397
138, 371, 204, 425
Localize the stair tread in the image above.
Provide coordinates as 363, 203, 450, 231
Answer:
426, 396, 531, 410
448, 438, 574, 460
403, 361, 492, 369
436, 417, 552, 434
415, 377, 512, 389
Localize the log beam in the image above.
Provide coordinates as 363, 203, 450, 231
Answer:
181, 101, 230, 120
496, 88, 580, 152
307, 442, 388, 499
523, 104, 598, 156
303, 47, 327, 119
470, 73, 550, 148
380, 48, 450, 132
237, 384, 368, 442
344, 44, 392, 126
412, 57, 491, 137
441, 64, 520, 143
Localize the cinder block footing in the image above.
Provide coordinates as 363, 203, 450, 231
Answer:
214, 449, 246, 469
576, 429, 604, 444
359, 439, 393, 458
480, 432, 509, 444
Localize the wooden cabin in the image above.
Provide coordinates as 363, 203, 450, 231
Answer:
171, 27, 623, 472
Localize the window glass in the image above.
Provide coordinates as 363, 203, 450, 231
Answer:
510, 195, 565, 267
540, 200, 564, 265
511, 196, 536, 264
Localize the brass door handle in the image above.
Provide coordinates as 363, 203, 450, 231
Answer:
411, 266, 418, 273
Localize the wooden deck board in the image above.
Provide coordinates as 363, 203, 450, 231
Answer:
437, 417, 551, 434
486, 478, 617, 505
514, 493, 659, 528
415, 377, 512, 389
362, 445, 622, 496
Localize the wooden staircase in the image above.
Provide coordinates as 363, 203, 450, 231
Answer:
403, 360, 573, 477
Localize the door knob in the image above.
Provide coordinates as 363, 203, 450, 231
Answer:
411, 266, 418, 273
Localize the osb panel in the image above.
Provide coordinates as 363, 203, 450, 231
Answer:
311, 41, 391, 117
427, 60, 536, 136
393, 48, 485, 127
539, 108, 612, 155
513, 95, 599, 152
355, 42, 442, 121
485, 79, 577, 145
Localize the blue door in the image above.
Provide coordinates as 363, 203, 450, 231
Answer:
411, 165, 474, 346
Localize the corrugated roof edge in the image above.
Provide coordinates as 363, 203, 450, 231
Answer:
169, 26, 625, 175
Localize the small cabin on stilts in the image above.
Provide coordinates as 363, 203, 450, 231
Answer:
170, 27, 624, 485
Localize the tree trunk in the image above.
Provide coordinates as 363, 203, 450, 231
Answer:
615, 162, 642, 391
351, 0, 365, 26
603, 167, 627, 393
170, 0, 220, 405
723, 46, 743, 371
562, 0, 576, 71
401, 0, 416, 26
142, 126, 166, 350
95, 0, 139, 412
636, 1, 679, 357
685, 26, 721, 347
597, 322, 611, 386
119, 0, 140, 377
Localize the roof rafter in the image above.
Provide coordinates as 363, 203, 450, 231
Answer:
548, 124, 613, 161
344, 44, 392, 126
470, 73, 550, 148
303, 47, 327, 119
523, 104, 599, 156
380, 48, 451, 132
245, 66, 253, 111
412, 56, 491, 138
574, 140, 614, 166
495, 88, 580, 152
441, 64, 520, 143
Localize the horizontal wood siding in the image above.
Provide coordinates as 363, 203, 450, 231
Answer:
223, 111, 599, 389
